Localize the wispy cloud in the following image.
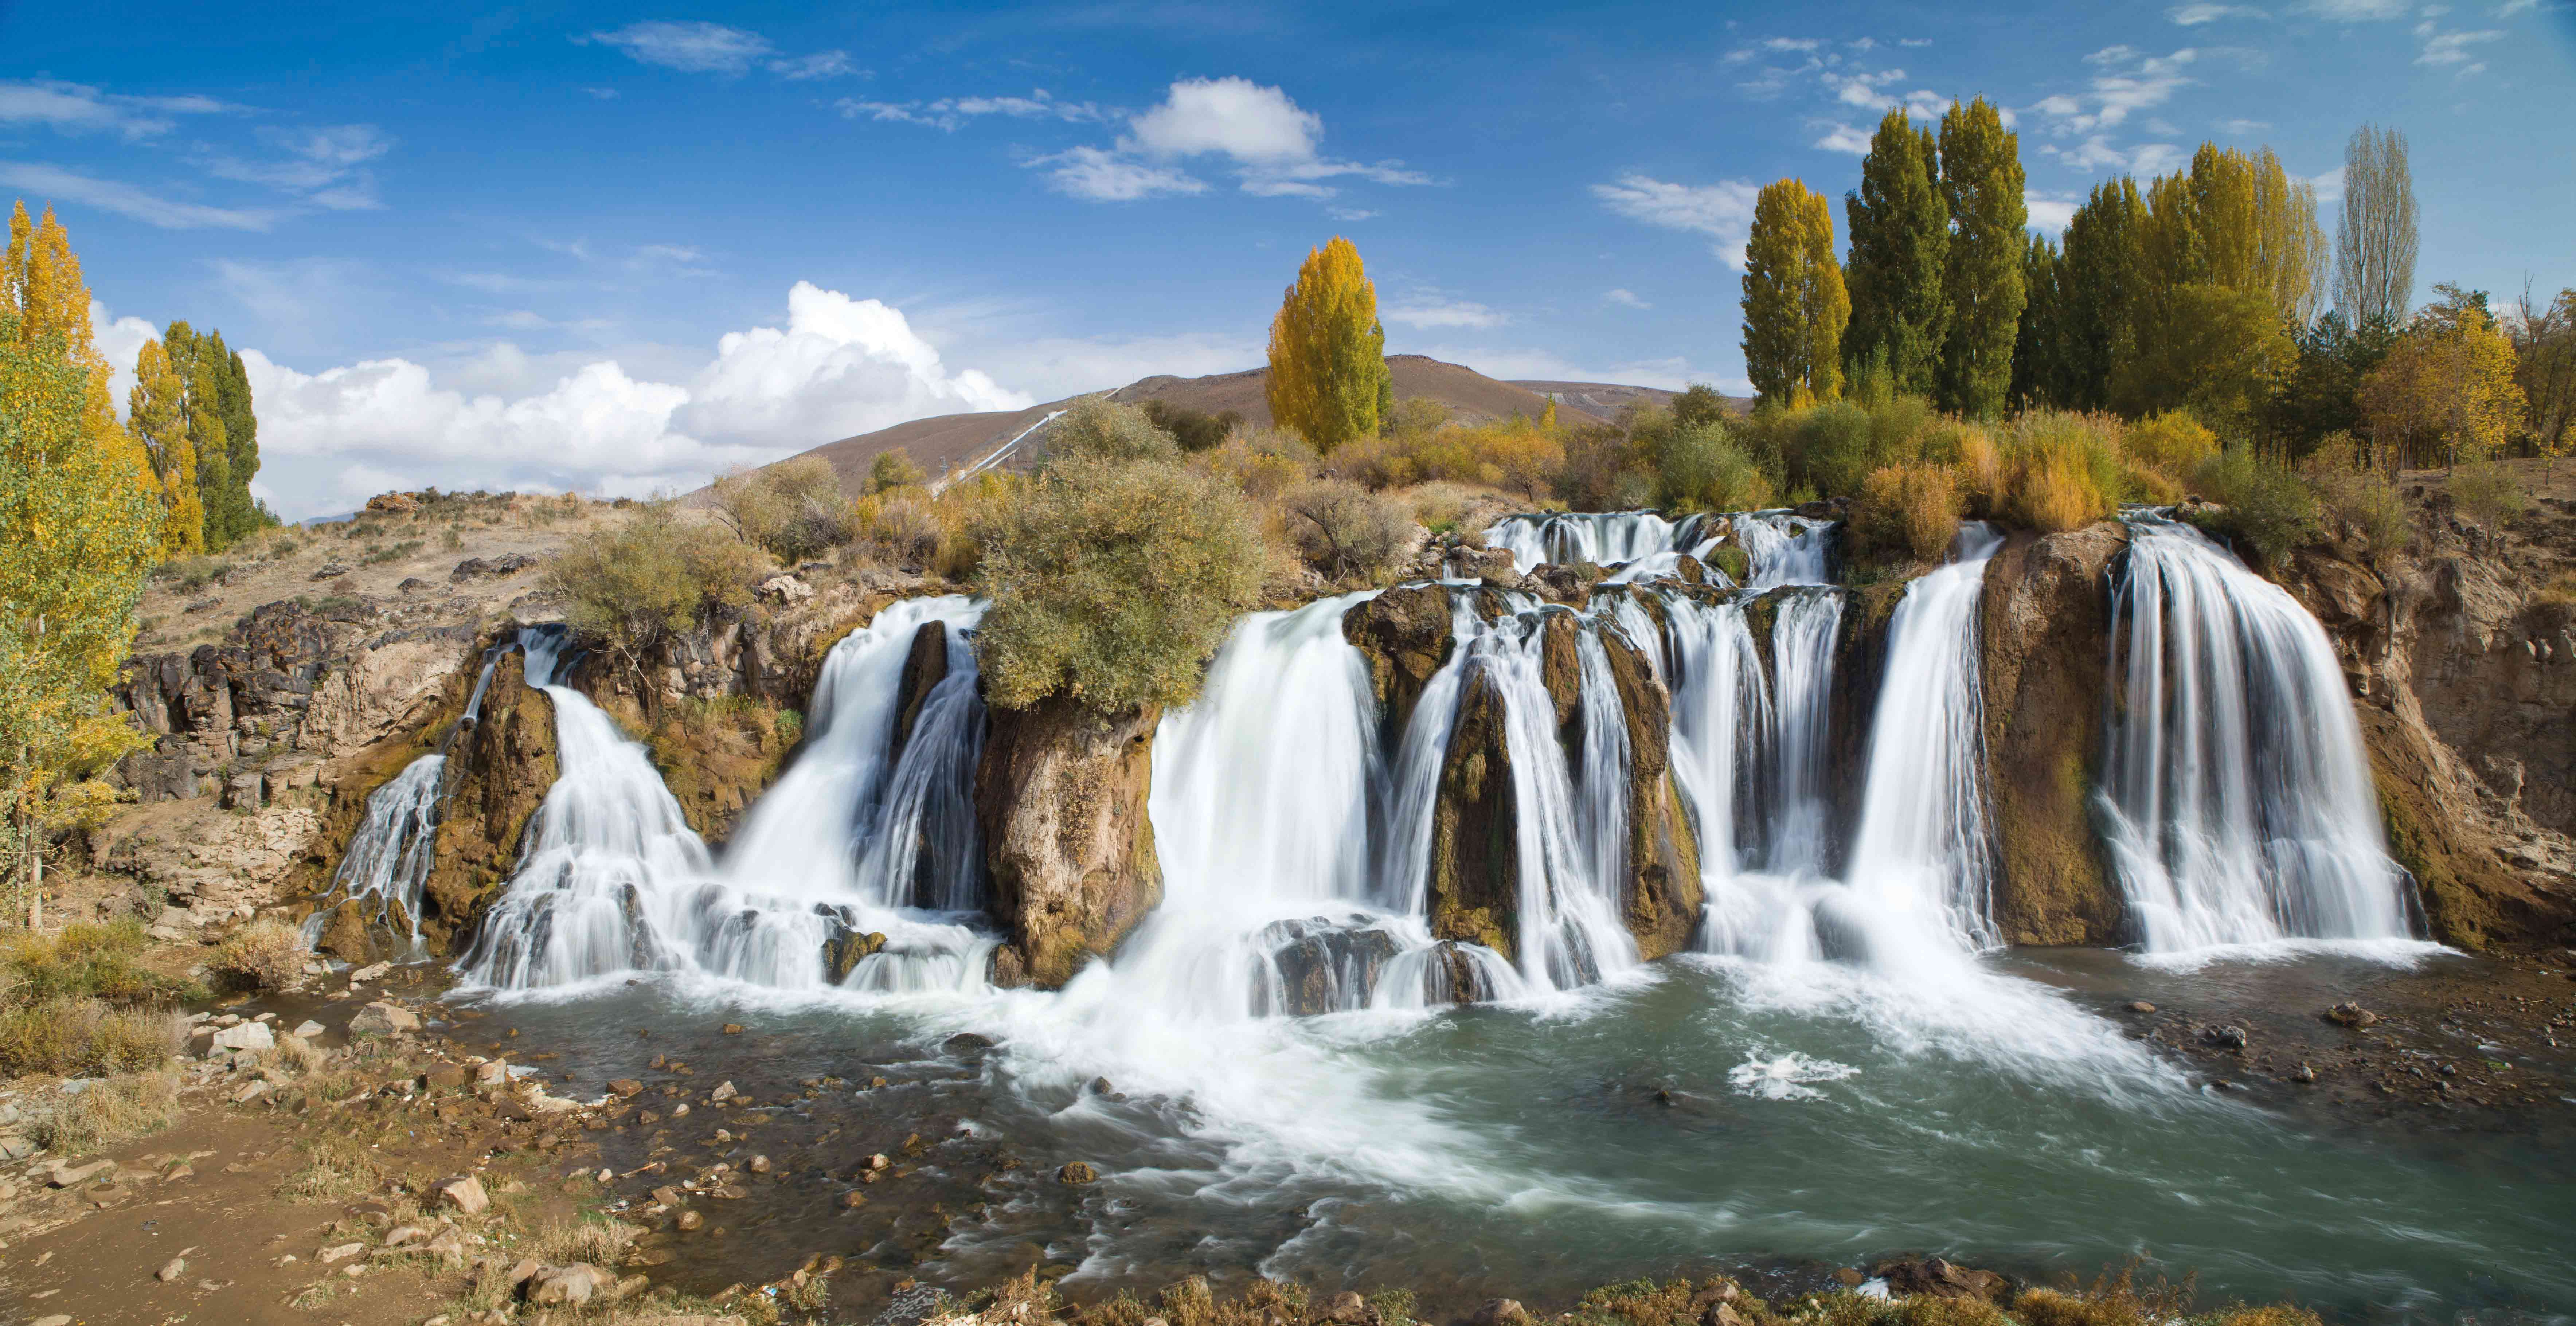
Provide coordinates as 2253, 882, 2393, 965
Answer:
1592, 173, 1762, 270
0, 79, 241, 140
579, 22, 855, 81
1814, 121, 1874, 153
1018, 77, 1432, 204
2414, 21, 2505, 70
1028, 146, 1207, 202
1604, 288, 1652, 309
837, 89, 1107, 130
1382, 297, 1507, 330
0, 160, 275, 230
2168, 3, 2270, 22
200, 124, 394, 211
2301, 0, 2411, 16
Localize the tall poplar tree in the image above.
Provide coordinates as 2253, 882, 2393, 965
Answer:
1844, 108, 1950, 397
2011, 233, 2070, 410
2058, 177, 2149, 411
2336, 125, 2418, 331
1266, 236, 1389, 454
1741, 178, 1850, 407
126, 337, 204, 555
1936, 98, 2028, 419
1, 204, 159, 924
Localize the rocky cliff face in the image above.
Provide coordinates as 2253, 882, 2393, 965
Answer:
2276, 505, 2576, 950
1342, 585, 1455, 744
413, 652, 559, 957
976, 698, 1163, 988
1978, 524, 2128, 946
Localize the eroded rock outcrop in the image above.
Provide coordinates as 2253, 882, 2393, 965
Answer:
420, 653, 559, 952
1426, 670, 1519, 959
977, 698, 1163, 988
1341, 584, 1455, 743
1978, 522, 2128, 945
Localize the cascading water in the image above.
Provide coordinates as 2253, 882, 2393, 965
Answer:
458, 598, 997, 991
2098, 513, 2417, 955
1836, 523, 2007, 960
1733, 511, 1836, 588
302, 641, 514, 956
1486, 511, 1699, 574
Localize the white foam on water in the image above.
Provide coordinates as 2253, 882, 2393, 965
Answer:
1728, 1049, 1861, 1100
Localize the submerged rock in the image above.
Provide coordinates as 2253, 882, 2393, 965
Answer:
1260, 918, 1401, 1015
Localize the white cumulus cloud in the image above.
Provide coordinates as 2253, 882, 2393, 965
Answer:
1382, 299, 1508, 330
138, 282, 1030, 518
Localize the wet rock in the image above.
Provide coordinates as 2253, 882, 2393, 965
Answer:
1427, 669, 1519, 962
292, 1019, 326, 1039
1978, 522, 2130, 944
977, 696, 1163, 989
676, 1209, 705, 1231
424, 652, 557, 948
608, 1079, 644, 1098
1262, 918, 1401, 1015
890, 620, 950, 757
822, 926, 887, 983
2200, 1024, 2251, 1051
2327, 1002, 2380, 1028
1341, 583, 1457, 740
2292, 1063, 2319, 1084
710, 1080, 737, 1102
2127, 1001, 2156, 1014
1320, 1291, 1373, 1325
944, 1032, 996, 1053
1595, 613, 1703, 959
720, 1023, 744, 1035
1056, 1161, 1098, 1184
1876, 1257, 2006, 1302
840, 1190, 867, 1209
1469, 1300, 1530, 1326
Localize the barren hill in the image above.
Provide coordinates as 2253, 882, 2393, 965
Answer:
777, 355, 1706, 494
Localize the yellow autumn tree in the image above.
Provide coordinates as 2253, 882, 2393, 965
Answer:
2, 205, 161, 925
127, 338, 206, 554
2359, 285, 2528, 468
1266, 236, 1389, 454
1741, 178, 1850, 407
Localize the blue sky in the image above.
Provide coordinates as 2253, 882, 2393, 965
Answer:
5, 0, 2572, 518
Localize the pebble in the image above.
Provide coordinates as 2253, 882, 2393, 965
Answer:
156, 1256, 187, 1282
2127, 1001, 2156, 1014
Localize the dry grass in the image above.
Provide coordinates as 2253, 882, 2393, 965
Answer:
277, 1130, 389, 1202
0, 997, 185, 1077
1853, 463, 1967, 564
27, 1069, 182, 1153
1997, 412, 2128, 533
213, 918, 309, 991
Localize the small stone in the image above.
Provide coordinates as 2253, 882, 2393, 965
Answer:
676, 1209, 705, 1231
384, 1224, 432, 1247
721, 1023, 745, 1035
476, 1059, 511, 1086
748, 1154, 770, 1173
293, 1019, 326, 1039
532, 1263, 615, 1305
320, 1242, 364, 1263
709, 1080, 737, 1102
436, 1174, 490, 1214
35, 1315, 72, 1326
349, 961, 392, 983
231, 1080, 271, 1105
157, 1256, 187, 1282
2326, 1002, 2380, 1029
839, 1190, 867, 1210
1323, 1291, 1369, 1323
608, 1078, 644, 1098
2127, 1001, 2156, 1014
1470, 1300, 1530, 1326
2200, 1024, 2250, 1052
1057, 1161, 1099, 1185
2292, 1063, 2318, 1084
863, 1153, 890, 1172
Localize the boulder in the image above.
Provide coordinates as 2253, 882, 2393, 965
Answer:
435, 1174, 490, 1213
450, 554, 536, 583
822, 926, 887, 983
889, 621, 950, 757
1262, 919, 1400, 1015
1875, 1257, 2006, 1302
977, 696, 1163, 988
2326, 1002, 2379, 1028
529, 1263, 615, 1306
424, 651, 557, 947
210, 1021, 275, 1053
1469, 1300, 1529, 1326
1593, 614, 1703, 959
1977, 522, 2130, 944
757, 574, 815, 606
349, 1001, 421, 1036
1057, 1161, 1098, 1184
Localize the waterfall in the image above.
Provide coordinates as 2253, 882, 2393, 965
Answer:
1135, 593, 1521, 1018
304, 640, 514, 956
2098, 514, 2416, 954
459, 598, 997, 991
1763, 590, 1845, 876
1486, 511, 1686, 574
1734, 512, 1836, 588
303, 754, 446, 955
1838, 524, 2007, 959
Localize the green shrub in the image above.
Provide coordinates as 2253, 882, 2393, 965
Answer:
709, 454, 855, 562
1047, 395, 1181, 465
1142, 399, 1244, 453
2301, 447, 2411, 561
2192, 447, 2322, 564
1786, 399, 1878, 497
869, 447, 928, 493
1281, 478, 1415, 580
973, 455, 1267, 713
1653, 420, 1777, 512
547, 501, 759, 674
2122, 410, 2218, 478
2450, 457, 2528, 531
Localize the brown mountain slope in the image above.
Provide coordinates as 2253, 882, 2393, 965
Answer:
773, 355, 1694, 494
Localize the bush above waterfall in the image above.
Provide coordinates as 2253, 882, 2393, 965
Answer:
2188, 448, 2321, 564
972, 454, 1266, 712
547, 501, 760, 674
1851, 463, 1967, 563
1280, 478, 1415, 580
1043, 395, 1183, 466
